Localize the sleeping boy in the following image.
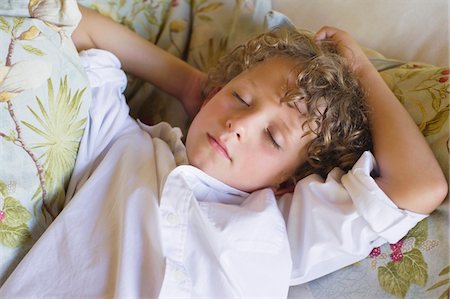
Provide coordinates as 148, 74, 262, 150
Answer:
0, 4, 446, 298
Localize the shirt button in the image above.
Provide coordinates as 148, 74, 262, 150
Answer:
166, 212, 179, 225
174, 270, 187, 283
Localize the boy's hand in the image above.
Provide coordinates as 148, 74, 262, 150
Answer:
315, 26, 371, 75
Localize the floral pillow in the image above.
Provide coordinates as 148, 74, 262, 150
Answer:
380, 63, 449, 181
0, 0, 91, 284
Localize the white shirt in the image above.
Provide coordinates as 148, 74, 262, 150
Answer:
0, 49, 427, 298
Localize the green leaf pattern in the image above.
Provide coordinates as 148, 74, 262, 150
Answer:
0, 181, 31, 248
376, 235, 429, 297
379, 262, 410, 298
398, 249, 428, 286
427, 265, 450, 299
405, 217, 428, 247
21, 44, 45, 56
23, 77, 87, 218
0, 16, 10, 32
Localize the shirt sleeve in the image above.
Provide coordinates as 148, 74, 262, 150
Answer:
279, 151, 427, 285
66, 49, 140, 200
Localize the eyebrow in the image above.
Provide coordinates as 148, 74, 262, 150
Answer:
243, 78, 258, 91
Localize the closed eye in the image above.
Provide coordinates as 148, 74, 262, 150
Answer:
232, 91, 250, 107
266, 128, 281, 150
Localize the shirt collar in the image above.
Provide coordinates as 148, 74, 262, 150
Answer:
171, 165, 249, 205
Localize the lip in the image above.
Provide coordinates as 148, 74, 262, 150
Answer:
207, 133, 232, 161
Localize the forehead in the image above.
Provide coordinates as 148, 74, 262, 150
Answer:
232, 57, 299, 94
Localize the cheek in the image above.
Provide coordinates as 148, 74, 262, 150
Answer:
262, 148, 304, 182
192, 101, 222, 127
187, 105, 213, 139
238, 151, 288, 185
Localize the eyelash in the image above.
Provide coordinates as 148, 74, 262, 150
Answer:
266, 128, 281, 150
232, 91, 249, 107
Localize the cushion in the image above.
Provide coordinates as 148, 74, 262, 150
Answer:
380, 62, 449, 181
0, 0, 91, 283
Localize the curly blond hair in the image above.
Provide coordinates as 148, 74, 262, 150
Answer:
202, 28, 372, 180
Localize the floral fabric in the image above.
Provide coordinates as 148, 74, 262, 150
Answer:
0, 0, 90, 284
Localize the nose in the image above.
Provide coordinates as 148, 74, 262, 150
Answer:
226, 119, 242, 139
226, 112, 258, 140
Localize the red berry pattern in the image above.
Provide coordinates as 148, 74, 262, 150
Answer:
439, 68, 449, 83
0, 210, 5, 222
369, 247, 381, 258
388, 240, 404, 263
389, 240, 403, 251
390, 251, 404, 263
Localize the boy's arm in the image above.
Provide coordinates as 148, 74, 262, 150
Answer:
72, 5, 206, 118
315, 26, 448, 215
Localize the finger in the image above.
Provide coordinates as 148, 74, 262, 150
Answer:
315, 26, 338, 41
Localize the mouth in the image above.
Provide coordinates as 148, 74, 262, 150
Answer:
207, 133, 232, 161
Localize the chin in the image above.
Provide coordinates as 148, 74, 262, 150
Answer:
222, 179, 258, 193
